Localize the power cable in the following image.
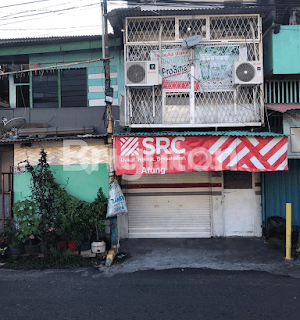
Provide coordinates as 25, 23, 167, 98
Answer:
0, 0, 50, 9
0, 3, 101, 26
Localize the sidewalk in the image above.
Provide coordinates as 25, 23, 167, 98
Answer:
98, 238, 300, 278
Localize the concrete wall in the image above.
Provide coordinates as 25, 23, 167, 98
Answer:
118, 213, 129, 239
211, 173, 224, 237
0, 106, 120, 135
13, 139, 109, 203
14, 163, 109, 203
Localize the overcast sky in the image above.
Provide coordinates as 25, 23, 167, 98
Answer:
0, 0, 127, 39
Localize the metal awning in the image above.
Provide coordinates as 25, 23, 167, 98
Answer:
267, 104, 300, 113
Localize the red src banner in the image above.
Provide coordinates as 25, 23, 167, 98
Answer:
114, 135, 288, 176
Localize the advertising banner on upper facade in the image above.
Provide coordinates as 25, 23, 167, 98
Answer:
151, 46, 243, 91
114, 135, 288, 176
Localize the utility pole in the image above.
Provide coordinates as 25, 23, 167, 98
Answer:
101, 0, 118, 266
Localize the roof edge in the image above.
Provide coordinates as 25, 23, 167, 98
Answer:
114, 131, 287, 137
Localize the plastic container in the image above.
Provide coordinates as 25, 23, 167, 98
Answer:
91, 241, 106, 253
67, 239, 78, 251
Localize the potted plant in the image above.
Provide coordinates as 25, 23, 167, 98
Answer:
0, 246, 8, 261
89, 188, 107, 253
12, 199, 41, 254
1, 217, 23, 256
54, 190, 86, 252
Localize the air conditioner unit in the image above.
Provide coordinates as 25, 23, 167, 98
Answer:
233, 61, 263, 86
125, 61, 162, 86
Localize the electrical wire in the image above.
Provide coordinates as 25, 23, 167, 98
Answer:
0, 3, 101, 27
0, 0, 51, 10
0, 1, 128, 37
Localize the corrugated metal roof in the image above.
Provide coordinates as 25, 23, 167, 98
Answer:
0, 134, 107, 144
108, 6, 271, 35
0, 34, 117, 48
266, 104, 300, 113
114, 131, 287, 137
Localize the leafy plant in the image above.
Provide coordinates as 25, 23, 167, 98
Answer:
11, 149, 108, 249
12, 199, 39, 244
1, 217, 19, 246
54, 187, 107, 244
89, 188, 107, 240
0, 247, 8, 256
26, 149, 58, 234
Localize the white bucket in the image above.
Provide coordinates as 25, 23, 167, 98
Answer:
91, 241, 106, 253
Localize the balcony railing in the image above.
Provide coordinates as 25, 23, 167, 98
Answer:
124, 86, 263, 127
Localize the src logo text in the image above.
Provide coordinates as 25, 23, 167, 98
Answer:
142, 137, 185, 155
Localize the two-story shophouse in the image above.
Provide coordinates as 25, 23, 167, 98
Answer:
0, 35, 123, 230
109, 5, 289, 239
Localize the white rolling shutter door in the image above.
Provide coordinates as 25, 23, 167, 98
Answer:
125, 172, 211, 238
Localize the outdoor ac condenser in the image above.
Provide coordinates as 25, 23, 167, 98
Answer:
232, 61, 263, 86
125, 61, 162, 86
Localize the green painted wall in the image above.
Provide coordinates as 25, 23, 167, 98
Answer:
14, 163, 109, 203
271, 26, 300, 74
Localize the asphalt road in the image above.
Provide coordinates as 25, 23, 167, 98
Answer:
1, 267, 300, 320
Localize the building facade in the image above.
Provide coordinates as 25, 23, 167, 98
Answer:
263, 3, 300, 227
0, 35, 123, 230
109, 6, 288, 239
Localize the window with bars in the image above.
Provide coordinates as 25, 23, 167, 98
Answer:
125, 14, 263, 127
126, 15, 260, 43
33, 71, 59, 108
61, 69, 87, 108
33, 68, 87, 108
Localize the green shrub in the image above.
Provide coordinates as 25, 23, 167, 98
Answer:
12, 200, 39, 244
11, 149, 107, 246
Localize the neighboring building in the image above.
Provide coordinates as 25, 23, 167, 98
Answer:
263, 4, 300, 227
0, 35, 123, 230
109, 6, 289, 239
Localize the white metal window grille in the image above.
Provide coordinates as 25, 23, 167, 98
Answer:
124, 14, 263, 127
126, 43, 259, 63
127, 18, 176, 43
126, 15, 260, 43
195, 87, 261, 125
209, 16, 259, 41
179, 18, 207, 39
126, 44, 182, 61
164, 93, 190, 124
127, 87, 162, 124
